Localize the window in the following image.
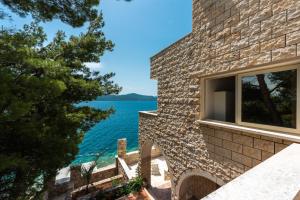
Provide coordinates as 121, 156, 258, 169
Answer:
204, 64, 300, 134
204, 76, 235, 123
240, 69, 297, 128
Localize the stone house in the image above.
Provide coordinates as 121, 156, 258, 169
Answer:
138, 0, 300, 199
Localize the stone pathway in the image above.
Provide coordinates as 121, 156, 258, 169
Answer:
148, 182, 171, 200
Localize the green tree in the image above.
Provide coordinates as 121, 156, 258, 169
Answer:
0, 1, 124, 199
0, 0, 131, 26
1, 0, 99, 27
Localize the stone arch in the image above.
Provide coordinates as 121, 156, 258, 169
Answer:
139, 139, 173, 187
175, 169, 224, 200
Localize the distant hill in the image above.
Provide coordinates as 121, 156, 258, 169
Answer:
96, 93, 157, 101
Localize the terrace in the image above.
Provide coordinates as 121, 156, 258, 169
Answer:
117, 140, 171, 200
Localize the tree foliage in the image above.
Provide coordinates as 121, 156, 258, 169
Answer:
0, 9, 121, 200
1, 0, 100, 27
1, 0, 132, 25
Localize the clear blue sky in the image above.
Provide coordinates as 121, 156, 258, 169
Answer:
1, 0, 192, 96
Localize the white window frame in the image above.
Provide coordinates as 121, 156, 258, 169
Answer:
201, 64, 300, 134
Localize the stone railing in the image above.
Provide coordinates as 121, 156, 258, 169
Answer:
48, 164, 118, 199
125, 149, 161, 166
70, 164, 117, 189
50, 134, 161, 199
203, 144, 300, 200
71, 174, 124, 199
117, 157, 133, 181
116, 138, 162, 182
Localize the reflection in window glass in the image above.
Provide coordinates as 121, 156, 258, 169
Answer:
242, 69, 297, 128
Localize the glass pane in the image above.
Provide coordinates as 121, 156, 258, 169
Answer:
241, 69, 297, 128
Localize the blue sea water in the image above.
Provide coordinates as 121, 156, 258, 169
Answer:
72, 101, 157, 167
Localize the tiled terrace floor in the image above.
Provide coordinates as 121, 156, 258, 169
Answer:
129, 156, 171, 200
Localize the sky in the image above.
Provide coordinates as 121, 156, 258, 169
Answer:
0, 0, 192, 96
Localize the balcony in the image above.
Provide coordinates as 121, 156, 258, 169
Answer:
203, 144, 300, 200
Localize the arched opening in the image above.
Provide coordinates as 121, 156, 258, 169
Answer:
140, 141, 171, 199
177, 172, 221, 200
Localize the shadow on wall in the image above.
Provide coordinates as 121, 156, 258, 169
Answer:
179, 175, 220, 200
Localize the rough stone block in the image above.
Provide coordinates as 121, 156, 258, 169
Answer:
232, 152, 252, 167
224, 14, 239, 28
243, 146, 262, 160
262, 151, 274, 161
254, 138, 275, 153
223, 158, 245, 173
261, 136, 283, 143
272, 45, 297, 61
117, 139, 127, 159
232, 38, 249, 51
230, 169, 242, 179
225, 32, 241, 45
233, 134, 254, 147
287, 30, 300, 45
240, 43, 260, 58
275, 143, 288, 153
208, 136, 222, 147
261, 11, 287, 31
207, 143, 215, 153
216, 28, 231, 40
252, 159, 262, 167
248, 51, 272, 66
283, 140, 293, 145
241, 132, 260, 139
215, 130, 233, 141
232, 18, 249, 33
261, 36, 286, 52
250, 7, 272, 25
273, 1, 289, 15
202, 127, 215, 137
223, 140, 243, 154
215, 146, 232, 159
241, 23, 260, 38
288, 7, 300, 21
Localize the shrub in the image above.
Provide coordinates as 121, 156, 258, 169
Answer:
127, 176, 143, 193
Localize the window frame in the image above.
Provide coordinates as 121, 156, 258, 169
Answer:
236, 65, 300, 134
201, 64, 300, 134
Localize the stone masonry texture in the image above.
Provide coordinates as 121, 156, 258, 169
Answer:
139, 0, 300, 199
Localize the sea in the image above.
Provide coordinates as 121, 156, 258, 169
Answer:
72, 100, 157, 167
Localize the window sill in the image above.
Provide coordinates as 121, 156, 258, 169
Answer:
197, 120, 300, 143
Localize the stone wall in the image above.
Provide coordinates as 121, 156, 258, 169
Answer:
191, 0, 300, 75
139, 0, 300, 199
200, 123, 293, 179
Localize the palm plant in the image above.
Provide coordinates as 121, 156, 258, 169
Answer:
80, 161, 97, 194
79, 153, 102, 194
